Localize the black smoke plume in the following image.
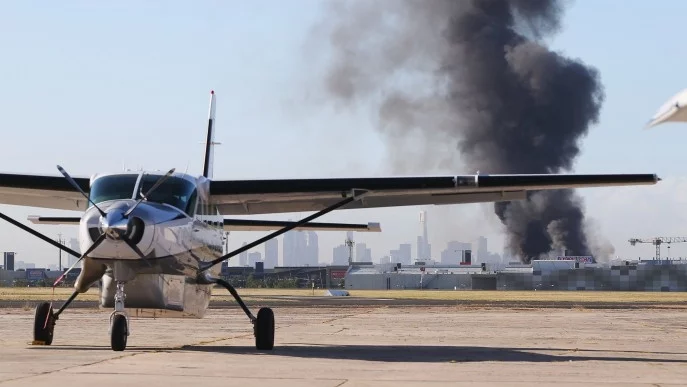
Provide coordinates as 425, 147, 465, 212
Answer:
308, 0, 604, 262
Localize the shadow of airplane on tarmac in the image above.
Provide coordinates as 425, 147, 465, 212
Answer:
177, 344, 687, 363
30, 344, 687, 364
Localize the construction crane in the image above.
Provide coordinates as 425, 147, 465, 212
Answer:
628, 237, 687, 260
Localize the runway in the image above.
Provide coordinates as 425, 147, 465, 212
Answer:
1, 304, 686, 386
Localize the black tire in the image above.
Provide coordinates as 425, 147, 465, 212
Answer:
255, 307, 275, 350
110, 314, 128, 351
33, 302, 55, 345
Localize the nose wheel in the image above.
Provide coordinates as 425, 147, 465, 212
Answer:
109, 281, 130, 351
110, 314, 128, 351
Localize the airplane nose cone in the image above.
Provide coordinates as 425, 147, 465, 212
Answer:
99, 209, 145, 244
100, 210, 127, 240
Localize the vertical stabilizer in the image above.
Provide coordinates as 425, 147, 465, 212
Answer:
202, 90, 217, 179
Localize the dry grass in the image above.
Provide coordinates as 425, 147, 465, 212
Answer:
2, 287, 686, 304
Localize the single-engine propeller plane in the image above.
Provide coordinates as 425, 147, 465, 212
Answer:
0, 90, 659, 351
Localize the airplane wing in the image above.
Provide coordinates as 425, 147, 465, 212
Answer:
209, 173, 660, 215
0, 172, 90, 211
223, 218, 381, 232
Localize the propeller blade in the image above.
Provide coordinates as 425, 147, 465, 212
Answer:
123, 237, 153, 268
52, 233, 106, 287
124, 168, 176, 218
56, 165, 106, 217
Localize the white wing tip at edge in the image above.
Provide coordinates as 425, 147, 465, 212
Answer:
367, 222, 382, 232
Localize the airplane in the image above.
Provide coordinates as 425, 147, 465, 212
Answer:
0, 90, 659, 352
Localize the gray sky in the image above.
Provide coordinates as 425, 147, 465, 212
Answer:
1, 0, 687, 266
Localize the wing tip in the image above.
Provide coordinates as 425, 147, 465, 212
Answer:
367, 222, 382, 232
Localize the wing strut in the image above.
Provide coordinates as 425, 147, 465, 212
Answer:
199, 189, 368, 272
196, 190, 369, 350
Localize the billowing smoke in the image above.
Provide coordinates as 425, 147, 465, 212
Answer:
308, 0, 604, 262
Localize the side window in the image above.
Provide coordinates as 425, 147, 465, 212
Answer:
185, 189, 198, 217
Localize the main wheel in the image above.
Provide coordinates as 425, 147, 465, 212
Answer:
34, 302, 55, 345
110, 314, 128, 351
254, 307, 274, 350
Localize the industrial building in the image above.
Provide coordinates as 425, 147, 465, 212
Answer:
344, 257, 687, 291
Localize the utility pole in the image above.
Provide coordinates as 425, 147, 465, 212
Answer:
57, 233, 63, 271
345, 237, 355, 266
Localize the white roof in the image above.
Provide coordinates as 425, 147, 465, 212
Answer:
647, 88, 687, 128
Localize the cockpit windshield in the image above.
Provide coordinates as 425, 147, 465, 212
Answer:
89, 174, 139, 205
138, 174, 198, 215
88, 173, 198, 216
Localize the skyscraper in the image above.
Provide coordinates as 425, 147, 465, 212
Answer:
355, 243, 372, 262
264, 238, 278, 269
68, 238, 80, 267
3, 252, 15, 271
417, 211, 431, 261
332, 244, 349, 265
304, 231, 319, 266
239, 242, 248, 266
248, 251, 262, 267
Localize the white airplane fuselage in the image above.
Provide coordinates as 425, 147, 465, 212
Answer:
75, 171, 224, 318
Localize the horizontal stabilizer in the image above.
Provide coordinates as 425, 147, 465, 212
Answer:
223, 218, 381, 232
28, 216, 80, 225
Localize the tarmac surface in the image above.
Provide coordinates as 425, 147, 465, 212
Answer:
1, 302, 686, 386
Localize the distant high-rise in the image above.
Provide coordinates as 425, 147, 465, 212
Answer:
68, 238, 80, 267
248, 251, 262, 267
399, 243, 412, 265
332, 244, 349, 265
356, 243, 372, 262
283, 230, 295, 266
441, 241, 472, 265
417, 211, 431, 261
264, 239, 278, 269
3, 252, 15, 271
304, 231, 319, 266
477, 236, 488, 263
239, 242, 248, 266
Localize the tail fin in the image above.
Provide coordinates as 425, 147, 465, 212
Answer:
202, 90, 217, 179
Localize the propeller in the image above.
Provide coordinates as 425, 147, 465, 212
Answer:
52, 233, 106, 287
56, 165, 106, 217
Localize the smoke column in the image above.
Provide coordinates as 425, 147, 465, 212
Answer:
309, 0, 605, 263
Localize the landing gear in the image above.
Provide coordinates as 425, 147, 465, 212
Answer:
32, 290, 79, 346
109, 281, 129, 351
255, 307, 275, 350
212, 277, 275, 350
110, 314, 128, 351
33, 302, 55, 345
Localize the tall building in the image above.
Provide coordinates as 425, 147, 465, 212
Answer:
238, 242, 248, 266
68, 238, 80, 267
356, 243, 372, 262
248, 251, 262, 267
264, 238, 278, 269
304, 231, 319, 266
399, 243, 412, 264
441, 241, 472, 265
477, 236, 488, 263
332, 244, 349, 265
416, 211, 431, 261
3, 252, 15, 271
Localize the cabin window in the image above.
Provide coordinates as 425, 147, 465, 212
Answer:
89, 174, 139, 205
137, 175, 198, 215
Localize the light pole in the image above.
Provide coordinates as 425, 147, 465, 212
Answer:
57, 233, 64, 271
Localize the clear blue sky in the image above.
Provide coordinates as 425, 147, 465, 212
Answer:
2, 0, 687, 267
